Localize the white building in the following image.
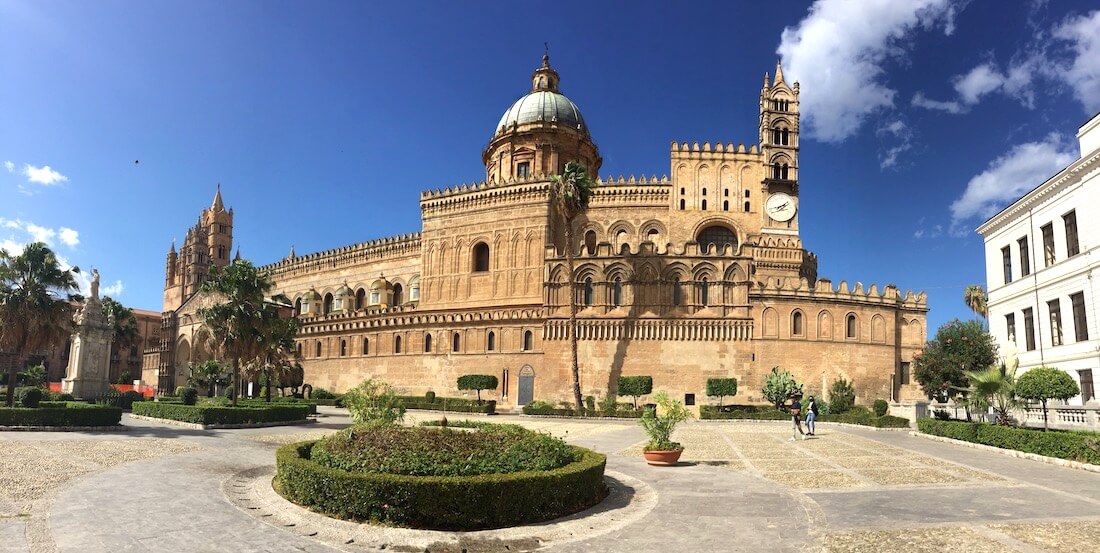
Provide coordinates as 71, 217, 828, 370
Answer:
978, 113, 1100, 406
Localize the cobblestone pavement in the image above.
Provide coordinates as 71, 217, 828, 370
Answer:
0, 410, 1097, 552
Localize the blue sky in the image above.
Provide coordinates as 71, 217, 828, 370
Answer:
2, 0, 1098, 334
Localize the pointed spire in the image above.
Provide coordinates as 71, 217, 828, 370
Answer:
288, 245, 296, 259
531, 49, 560, 93
763, 71, 770, 88
774, 59, 785, 84
233, 247, 241, 262
169, 240, 176, 254
211, 183, 224, 212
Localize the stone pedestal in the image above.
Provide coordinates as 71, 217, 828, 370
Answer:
62, 296, 112, 400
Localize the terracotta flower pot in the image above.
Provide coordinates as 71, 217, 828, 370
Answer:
643, 449, 683, 466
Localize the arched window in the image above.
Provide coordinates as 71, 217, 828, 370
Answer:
744, 201, 750, 212
424, 333, 433, 352
679, 199, 685, 210
697, 277, 708, 306
294, 298, 302, 316
646, 228, 659, 243
340, 340, 347, 357
702, 187, 707, 196
315, 341, 322, 357
615, 230, 628, 251
297, 343, 302, 357
392, 283, 403, 306
612, 277, 623, 306
394, 335, 402, 354
846, 314, 858, 339
723, 200, 729, 211
583, 277, 594, 306
672, 277, 682, 306
473, 242, 490, 272
355, 289, 365, 310
792, 311, 804, 336
781, 128, 789, 145
584, 230, 597, 254
363, 337, 369, 355
701, 199, 707, 210
697, 226, 737, 253
452, 332, 460, 352
487, 331, 496, 351
523, 330, 533, 351
323, 293, 334, 314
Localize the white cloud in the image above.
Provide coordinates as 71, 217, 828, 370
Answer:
876, 119, 915, 169
3, 161, 12, 173
914, 59, 1040, 114
955, 64, 1006, 105
0, 238, 24, 256
24, 223, 56, 245
58, 227, 79, 247
101, 280, 124, 297
949, 133, 1076, 233
911, 92, 964, 113
777, 0, 956, 142
1054, 10, 1100, 113
22, 164, 68, 186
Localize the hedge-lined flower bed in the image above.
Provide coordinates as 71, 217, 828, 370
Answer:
917, 418, 1100, 465
275, 439, 607, 530
394, 395, 496, 414
0, 403, 122, 427
132, 402, 312, 426
699, 405, 910, 428
521, 402, 643, 418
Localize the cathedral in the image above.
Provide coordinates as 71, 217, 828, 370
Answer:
144, 56, 929, 408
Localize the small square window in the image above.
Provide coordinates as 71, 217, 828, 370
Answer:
516, 162, 530, 178
684, 393, 696, 406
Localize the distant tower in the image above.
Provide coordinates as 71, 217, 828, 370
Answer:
162, 185, 234, 312
759, 60, 800, 183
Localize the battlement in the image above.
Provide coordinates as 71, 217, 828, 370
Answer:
670, 141, 761, 155
754, 276, 928, 310
260, 233, 421, 277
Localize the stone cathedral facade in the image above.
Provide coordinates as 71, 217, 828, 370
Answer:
146, 57, 929, 408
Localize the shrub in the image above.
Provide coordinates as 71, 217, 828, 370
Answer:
17, 387, 44, 408
120, 390, 145, 410
698, 405, 909, 428
312, 388, 337, 400
699, 405, 789, 420
584, 395, 596, 412
48, 391, 76, 401
131, 402, 312, 426
0, 403, 122, 427
762, 368, 803, 409
275, 440, 607, 530
705, 378, 738, 407
19, 365, 46, 387
918, 419, 1100, 465
175, 386, 187, 397
98, 387, 123, 408
829, 377, 856, 413
521, 401, 641, 418
179, 387, 198, 405
1016, 367, 1081, 431
394, 395, 496, 414
640, 392, 691, 451
116, 371, 132, 385
224, 385, 235, 399
343, 379, 405, 426
423, 391, 436, 403
873, 399, 889, 417
617, 376, 653, 410
312, 425, 575, 476
456, 374, 498, 403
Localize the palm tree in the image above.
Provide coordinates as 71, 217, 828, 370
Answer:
0, 243, 80, 406
197, 260, 274, 407
550, 161, 595, 411
963, 284, 987, 319
248, 301, 298, 402
963, 363, 1020, 425
102, 295, 139, 380
187, 359, 229, 397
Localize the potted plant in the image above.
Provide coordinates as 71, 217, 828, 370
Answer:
640, 391, 692, 466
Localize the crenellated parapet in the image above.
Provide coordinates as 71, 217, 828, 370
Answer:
752, 276, 928, 311
261, 233, 421, 278
296, 304, 546, 336
420, 176, 552, 216
671, 141, 761, 155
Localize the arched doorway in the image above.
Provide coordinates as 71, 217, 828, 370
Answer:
517, 365, 535, 406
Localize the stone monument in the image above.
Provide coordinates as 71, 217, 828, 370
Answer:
62, 269, 113, 399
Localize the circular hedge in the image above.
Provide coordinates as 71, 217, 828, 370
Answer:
274, 429, 608, 530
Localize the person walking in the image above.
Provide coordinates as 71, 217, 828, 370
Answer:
788, 393, 807, 441
805, 395, 818, 436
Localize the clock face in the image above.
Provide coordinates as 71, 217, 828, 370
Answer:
766, 193, 797, 222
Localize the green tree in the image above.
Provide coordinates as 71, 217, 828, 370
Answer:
828, 377, 856, 413
705, 377, 738, 408
197, 260, 275, 407
19, 364, 47, 388
617, 375, 653, 410
1015, 366, 1080, 431
913, 319, 997, 406
0, 243, 80, 406
456, 374, 498, 404
247, 303, 298, 402
963, 284, 988, 319
964, 363, 1021, 426
762, 367, 803, 410
187, 359, 229, 397
640, 391, 692, 451
550, 160, 595, 412
343, 378, 405, 426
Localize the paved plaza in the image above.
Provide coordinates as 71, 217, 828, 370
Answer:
0, 409, 1098, 552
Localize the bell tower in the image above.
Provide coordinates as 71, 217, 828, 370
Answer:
759, 60, 801, 235
161, 185, 234, 312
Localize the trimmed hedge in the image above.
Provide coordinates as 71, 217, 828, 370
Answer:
0, 403, 122, 427
394, 395, 496, 414
699, 405, 910, 428
917, 418, 1100, 465
520, 403, 644, 418
275, 440, 607, 530
132, 402, 311, 426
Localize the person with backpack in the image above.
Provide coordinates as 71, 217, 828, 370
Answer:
788, 392, 807, 441
805, 395, 818, 436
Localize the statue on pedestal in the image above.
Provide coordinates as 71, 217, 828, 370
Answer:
62, 268, 112, 400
